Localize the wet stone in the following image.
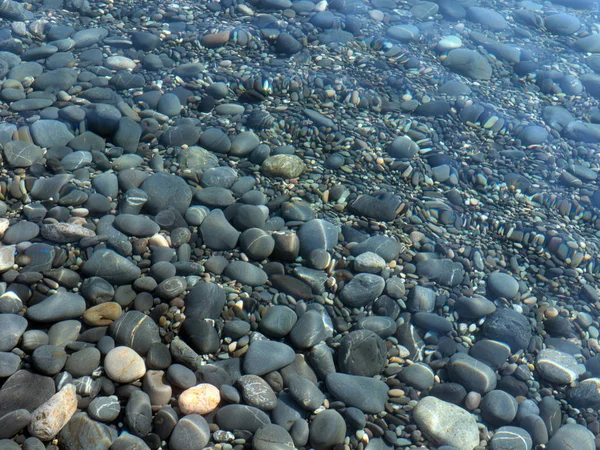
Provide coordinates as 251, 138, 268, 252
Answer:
237, 375, 278, 410
482, 308, 532, 353
490, 426, 533, 450
88, 396, 120, 422
309, 409, 346, 450
170, 414, 211, 450
340, 273, 385, 308
243, 339, 296, 376
536, 349, 581, 384
326, 373, 389, 414
338, 329, 386, 376
448, 353, 497, 394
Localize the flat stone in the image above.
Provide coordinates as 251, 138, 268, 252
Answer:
215, 405, 271, 433
26, 292, 86, 322
448, 353, 497, 394
243, 340, 296, 376
325, 373, 389, 414
82, 249, 141, 285
59, 412, 117, 450
170, 414, 211, 450
0, 314, 27, 351
109, 311, 161, 356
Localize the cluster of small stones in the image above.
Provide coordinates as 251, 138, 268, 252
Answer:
2, 0, 600, 449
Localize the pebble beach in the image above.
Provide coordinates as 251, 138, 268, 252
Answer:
1, 0, 600, 449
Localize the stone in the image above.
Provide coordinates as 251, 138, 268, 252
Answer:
490, 426, 533, 450
237, 375, 278, 410
82, 249, 141, 285
3, 141, 43, 167
413, 396, 479, 450
480, 390, 518, 427
0, 371, 55, 418
28, 384, 77, 441
309, 410, 346, 450
261, 154, 305, 178
30, 120, 74, 148
215, 405, 271, 433
125, 391, 152, 437
58, 412, 117, 450
325, 373, 389, 414
338, 329, 386, 376
88, 396, 120, 422
40, 223, 95, 243
170, 415, 211, 450
340, 273, 385, 308
243, 340, 296, 376
178, 384, 221, 415
26, 292, 86, 322
200, 209, 240, 250
487, 272, 519, 299
109, 311, 161, 356
482, 308, 532, 353
141, 173, 192, 215
104, 346, 146, 383
536, 349, 581, 384
253, 424, 295, 450
0, 314, 27, 351
447, 353, 497, 394
547, 424, 594, 450
443, 48, 492, 80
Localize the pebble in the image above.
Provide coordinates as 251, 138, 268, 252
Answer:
170, 414, 211, 450
413, 396, 479, 450
178, 384, 221, 415
536, 349, 581, 384
104, 346, 146, 383
28, 384, 77, 441
325, 373, 389, 414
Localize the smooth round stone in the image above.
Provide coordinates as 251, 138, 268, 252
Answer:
416, 258, 464, 287
413, 396, 479, 450
0, 409, 30, 439
29, 120, 74, 148
338, 329, 386, 376
230, 131, 260, 157
490, 426, 532, 450
223, 320, 251, 340
215, 103, 245, 115
125, 390, 152, 437
141, 173, 192, 215
0, 314, 27, 351
104, 346, 146, 383
105, 55, 136, 70
184, 206, 210, 226
200, 166, 237, 188
398, 363, 435, 391
482, 308, 532, 352
40, 223, 95, 243
454, 295, 496, 319
520, 415, 548, 447
309, 409, 346, 450
3, 221, 39, 244
448, 353, 497, 394
253, 424, 295, 450
181, 318, 219, 354
437, 35, 462, 52
88, 395, 120, 422
80, 277, 115, 305
487, 272, 519, 299
325, 373, 389, 414
469, 339, 510, 370
32, 345, 66, 375
480, 390, 518, 426
185, 283, 226, 320
64, 347, 101, 377
200, 209, 240, 250
110, 432, 150, 450
547, 423, 594, 450
467, 6, 507, 29
412, 312, 453, 334
536, 349, 581, 384
114, 214, 159, 237
297, 219, 338, 257
179, 384, 221, 415
157, 93, 182, 117
340, 273, 385, 308
216, 405, 271, 433
568, 378, 600, 409
109, 310, 161, 356
289, 310, 327, 350
0, 352, 21, 378
82, 302, 122, 327
26, 292, 86, 322
82, 249, 141, 285
259, 305, 298, 338
167, 364, 196, 390
356, 316, 397, 338
288, 376, 324, 411
238, 375, 277, 410
170, 414, 210, 450
407, 286, 436, 313
387, 24, 420, 41
354, 251, 386, 273
3, 141, 43, 167
58, 412, 117, 449
442, 48, 492, 80
223, 261, 268, 287
261, 154, 305, 178
243, 340, 296, 376
198, 128, 231, 154
241, 228, 275, 260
